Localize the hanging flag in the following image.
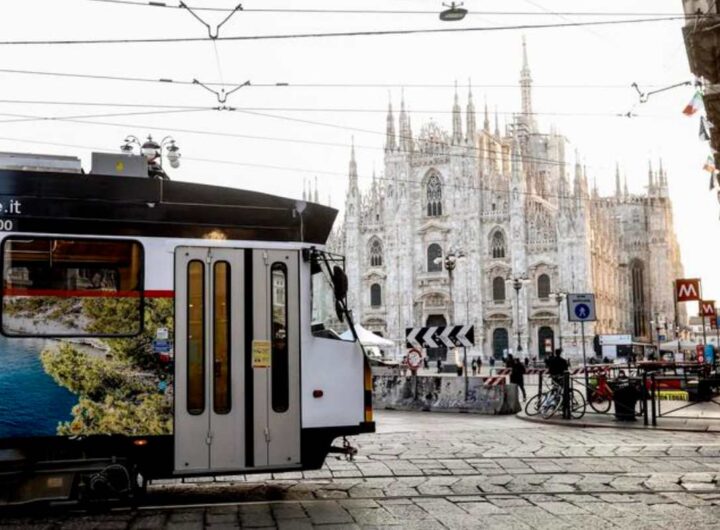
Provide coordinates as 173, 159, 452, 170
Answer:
700, 116, 712, 141
703, 155, 716, 173
683, 90, 705, 116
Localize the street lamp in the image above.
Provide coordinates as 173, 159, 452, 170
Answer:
549, 291, 567, 354
507, 275, 530, 357
439, 2, 467, 21
121, 134, 181, 179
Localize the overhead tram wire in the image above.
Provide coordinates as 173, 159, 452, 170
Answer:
0, 16, 687, 46
0, 107, 212, 125
0, 130, 665, 208
86, 1, 694, 17
0, 69, 677, 90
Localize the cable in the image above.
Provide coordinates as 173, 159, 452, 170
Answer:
0, 16, 686, 46
0, 107, 211, 124
0, 68, 679, 90
86, 1, 695, 17
0, 133, 677, 207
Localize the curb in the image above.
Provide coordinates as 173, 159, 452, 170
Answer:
515, 411, 719, 432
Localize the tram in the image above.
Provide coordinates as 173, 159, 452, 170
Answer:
0, 152, 374, 505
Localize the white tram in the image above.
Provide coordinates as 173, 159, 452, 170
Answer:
0, 152, 373, 505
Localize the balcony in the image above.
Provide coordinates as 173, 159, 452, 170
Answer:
682, 1, 720, 83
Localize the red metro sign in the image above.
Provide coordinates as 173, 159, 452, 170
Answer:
701, 300, 717, 317
676, 279, 701, 302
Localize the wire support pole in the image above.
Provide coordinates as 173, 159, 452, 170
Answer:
180, 1, 243, 39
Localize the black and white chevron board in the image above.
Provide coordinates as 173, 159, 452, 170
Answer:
405, 325, 474, 349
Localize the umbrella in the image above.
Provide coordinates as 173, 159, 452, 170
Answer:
339, 324, 395, 347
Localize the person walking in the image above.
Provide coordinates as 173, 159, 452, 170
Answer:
489, 356, 496, 375
437, 357, 443, 374
477, 356, 482, 375
471, 358, 478, 376
511, 357, 527, 400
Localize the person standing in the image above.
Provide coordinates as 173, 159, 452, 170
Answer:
437, 357, 443, 374
471, 358, 478, 376
477, 356, 482, 375
511, 357, 527, 400
489, 356, 496, 375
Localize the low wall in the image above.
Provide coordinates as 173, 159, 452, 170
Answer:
373, 375, 521, 414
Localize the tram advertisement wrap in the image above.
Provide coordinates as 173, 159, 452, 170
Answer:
0, 297, 174, 438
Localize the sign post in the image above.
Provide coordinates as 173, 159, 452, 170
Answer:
567, 293, 597, 398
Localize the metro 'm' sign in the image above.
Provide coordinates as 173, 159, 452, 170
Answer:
701, 300, 717, 317
676, 278, 701, 302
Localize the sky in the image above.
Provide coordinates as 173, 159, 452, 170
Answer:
0, 0, 716, 300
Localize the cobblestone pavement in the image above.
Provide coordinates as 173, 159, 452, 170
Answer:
5, 412, 720, 528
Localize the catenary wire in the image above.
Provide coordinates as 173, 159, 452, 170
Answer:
0, 131, 666, 206
0, 68, 680, 90
0, 107, 212, 124
0, 16, 687, 46
85, 1, 695, 17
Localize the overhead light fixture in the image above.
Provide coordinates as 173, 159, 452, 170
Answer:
439, 2, 467, 21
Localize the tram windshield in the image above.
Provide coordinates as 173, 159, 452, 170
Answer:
310, 251, 351, 340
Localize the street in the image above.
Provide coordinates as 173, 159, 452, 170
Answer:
5, 410, 720, 529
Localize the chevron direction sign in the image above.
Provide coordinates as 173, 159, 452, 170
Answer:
405, 326, 474, 349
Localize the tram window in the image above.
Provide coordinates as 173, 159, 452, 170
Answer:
271, 262, 289, 413
213, 261, 231, 414
310, 264, 351, 340
1, 237, 143, 337
187, 260, 205, 415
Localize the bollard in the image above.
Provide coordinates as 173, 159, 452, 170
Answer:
642, 371, 648, 426
562, 370, 571, 420
650, 372, 657, 426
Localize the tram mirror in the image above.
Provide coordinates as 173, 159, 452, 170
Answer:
332, 265, 348, 301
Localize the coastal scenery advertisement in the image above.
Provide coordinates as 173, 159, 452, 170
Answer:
0, 297, 174, 438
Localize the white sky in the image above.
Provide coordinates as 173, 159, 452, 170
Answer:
0, 0, 716, 302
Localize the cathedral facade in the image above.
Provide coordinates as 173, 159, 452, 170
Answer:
334, 40, 685, 361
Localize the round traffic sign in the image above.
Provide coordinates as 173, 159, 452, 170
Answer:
407, 348, 423, 369
574, 303, 590, 320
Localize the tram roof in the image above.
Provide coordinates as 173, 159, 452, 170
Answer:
0, 169, 337, 244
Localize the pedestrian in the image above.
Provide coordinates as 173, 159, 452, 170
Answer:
510, 357, 527, 400
489, 356, 496, 375
437, 357, 443, 374
423, 356, 429, 370
401, 355, 408, 376
524, 357, 529, 368
505, 354, 514, 368
471, 358, 478, 376
477, 356, 482, 375
547, 348, 568, 386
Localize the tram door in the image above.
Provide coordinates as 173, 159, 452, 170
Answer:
252, 249, 301, 467
175, 247, 245, 473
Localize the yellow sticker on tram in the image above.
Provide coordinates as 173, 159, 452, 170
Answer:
252, 340, 271, 368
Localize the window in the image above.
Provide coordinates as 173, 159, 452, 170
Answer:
492, 328, 509, 360
187, 260, 205, 415
1, 237, 143, 337
537, 274, 551, 300
631, 260, 647, 338
427, 244, 443, 272
426, 173, 443, 217
492, 277, 506, 302
271, 262, 289, 413
213, 261, 231, 414
370, 283, 382, 307
369, 238, 383, 267
490, 231, 506, 259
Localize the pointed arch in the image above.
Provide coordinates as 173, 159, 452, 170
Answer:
427, 243, 443, 272
425, 170, 443, 217
368, 237, 383, 267
537, 273, 551, 300
490, 229, 506, 259
492, 276, 506, 302
370, 283, 382, 307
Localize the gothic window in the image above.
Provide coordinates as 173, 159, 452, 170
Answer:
370, 283, 382, 307
426, 173, 443, 217
537, 274, 551, 300
427, 243, 443, 272
492, 328, 509, 360
631, 259, 647, 338
369, 238, 383, 267
492, 277, 506, 302
490, 230, 506, 259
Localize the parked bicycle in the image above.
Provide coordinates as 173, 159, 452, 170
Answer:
588, 372, 613, 414
525, 376, 586, 419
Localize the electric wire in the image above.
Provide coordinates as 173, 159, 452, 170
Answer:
86, 1, 693, 17
0, 16, 686, 46
0, 68, 680, 90
0, 107, 211, 124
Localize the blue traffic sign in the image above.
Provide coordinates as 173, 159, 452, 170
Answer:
567, 293, 597, 322
574, 304, 590, 319
152, 339, 173, 353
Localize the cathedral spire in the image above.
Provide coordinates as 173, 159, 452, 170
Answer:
302, 178, 307, 201
348, 137, 358, 193
452, 80, 463, 144
494, 106, 500, 137
466, 80, 476, 143
615, 162, 622, 198
314, 176, 319, 204
483, 94, 490, 133
659, 157, 667, 187
385, 94, 396, 152
624, 174, 629, 197
520, 35, 535, 132
574, 150, 586, 197
399, 88, 409, 151
647, 159, 655, 195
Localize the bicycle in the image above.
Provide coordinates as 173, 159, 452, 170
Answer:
525, 377, 586, 419
588, 372, 613, 414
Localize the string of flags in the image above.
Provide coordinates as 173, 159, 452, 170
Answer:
687, 79, 720, 215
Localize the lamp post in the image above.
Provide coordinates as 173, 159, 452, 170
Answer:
121, 134, 181, 179
436, 248, 468, 398
507, 275, 529, 357
550, 291, 567, 354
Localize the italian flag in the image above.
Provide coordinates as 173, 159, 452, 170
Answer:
703, 155, 716, 173
683, 90, 704, 116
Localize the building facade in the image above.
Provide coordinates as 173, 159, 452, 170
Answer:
334, 39, 686, 361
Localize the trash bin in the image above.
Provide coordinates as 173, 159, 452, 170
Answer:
611, 379, 639, 421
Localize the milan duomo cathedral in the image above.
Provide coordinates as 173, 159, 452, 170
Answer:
329, 38, 685, 361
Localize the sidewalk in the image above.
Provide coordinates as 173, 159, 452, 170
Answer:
517, 396, 720, 432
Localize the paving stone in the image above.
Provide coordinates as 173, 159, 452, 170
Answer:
303, 502, 355, 525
